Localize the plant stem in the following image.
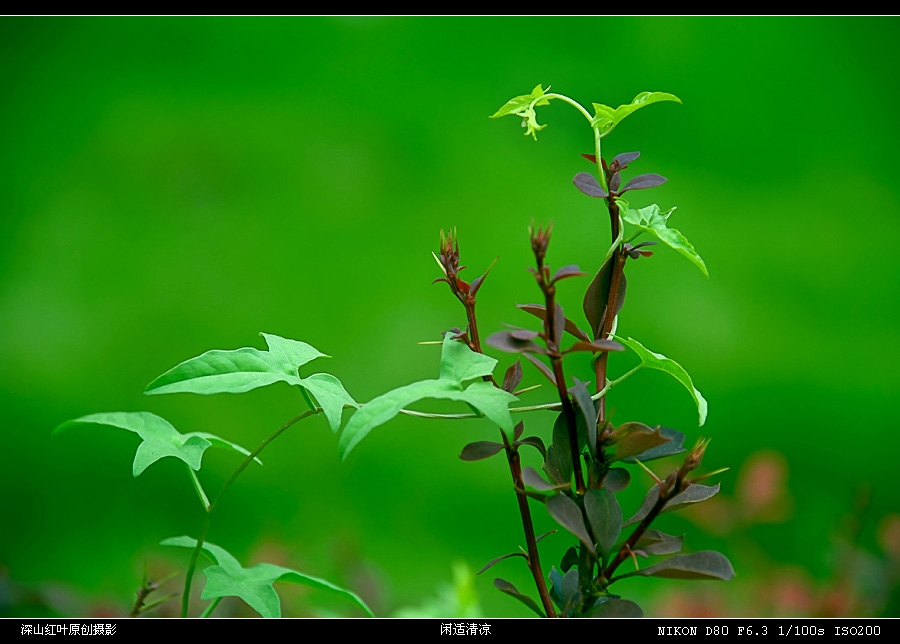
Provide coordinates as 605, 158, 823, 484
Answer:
604, 476, 684, 582
179, 409, 318, 618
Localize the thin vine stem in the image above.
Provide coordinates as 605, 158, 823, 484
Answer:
395, 364, 642, 421
179, 408, 319, 618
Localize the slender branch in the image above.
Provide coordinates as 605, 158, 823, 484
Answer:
179, 409, 318, 618
604, 476, 684, 582
434, 230, 557, 617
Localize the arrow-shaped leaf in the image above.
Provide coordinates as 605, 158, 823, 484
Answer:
145, 334, 356, 431
617, 336, 708, 426
53, 412, 258, 476
339, 335, 515, 459
619, 201, 707, 277
161, 536, 373, 618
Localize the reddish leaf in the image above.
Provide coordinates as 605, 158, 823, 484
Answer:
501, 360, 523, 393
522, 351, 556, 386
486, 330, 546, 355
583, 258, 627, 340
612, 151, 640, 169
517, 304, 590, 342
552, 264, 586, 283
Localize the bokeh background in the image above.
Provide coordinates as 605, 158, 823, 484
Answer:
2, 17, 898, 618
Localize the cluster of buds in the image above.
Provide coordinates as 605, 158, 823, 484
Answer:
433, 228, 489, 306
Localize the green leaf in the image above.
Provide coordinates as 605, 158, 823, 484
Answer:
161, 536, 374, 618
591, 91, 681, 138
440, 335, 498, 382
338, 335, 515, 459
489, 84, 552, 140
617, 336, 708, 426
616, 550, 734, 582
619, 201, 707, 276
53, 412, 257, 476
299, 373, 358, 432
584, 489, 622, 557
145, 333, 325, 395
145, 334, 356, 431
584, 598, 644, 618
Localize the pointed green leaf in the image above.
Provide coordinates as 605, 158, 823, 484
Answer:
616, 550, 734, 581
490, 84, 552, 140
299, 373, 358, 432
591, 92, 681, 138
440, 334, 498, 382
339, 380, 457, 459
620, 201, 707, 276
145, 333, 326, 396
584, 489, 622, 557
339, 335, 514, 459
161, 536, 373, 618
53, 412, 256, 476
585, 598, 644, 618
617, 336, 708, 426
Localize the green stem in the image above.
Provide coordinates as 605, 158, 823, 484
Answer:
199, 597, 223, 618
395, 373, 638, 420
179, 409, 318, 618
187, 466, 210, 511
542, 93, 606, 193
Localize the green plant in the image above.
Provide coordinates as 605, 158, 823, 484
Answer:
54, 85, 732, 618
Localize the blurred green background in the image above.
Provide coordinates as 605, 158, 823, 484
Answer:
2, 17, 899, 618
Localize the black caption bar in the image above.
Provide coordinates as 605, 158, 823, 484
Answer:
5, 617, 896, 638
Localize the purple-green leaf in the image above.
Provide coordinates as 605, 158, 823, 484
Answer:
584, 598, 643, 618
635, 529, 684, 556
573, 172, 609, 198
584, 489, 622, 557
616, 551, 734, 582
620, 173, 667, 193
459, 441, 504, 461
547, 494, 596, 556
604, 467, 631, 492
493, 578, 545, 617
501, 360, 523, 393
583, 258, 627, 340
517, 304, 590, 342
